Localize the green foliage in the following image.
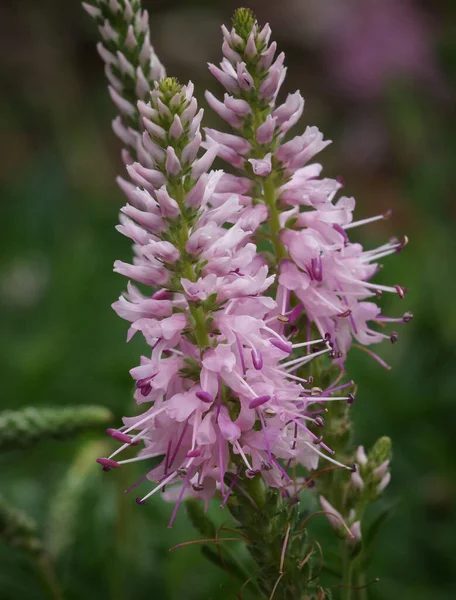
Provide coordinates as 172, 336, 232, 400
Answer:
227, 477, 318, 599
46, 440, 110, 558
0, 495, 43, 556
368, 437, 392, 468
185, 498, 216, 539
0, 406, 112, 452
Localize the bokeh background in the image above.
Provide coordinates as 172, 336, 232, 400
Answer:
1, 0, 455, 598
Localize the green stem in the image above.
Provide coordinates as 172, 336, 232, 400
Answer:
172, 181, 210, 349
190, 304, 210, 349
342, 543, 354, 600
35, 554, 63, 600
357, 569, 368, 600
263, 176, 286, 262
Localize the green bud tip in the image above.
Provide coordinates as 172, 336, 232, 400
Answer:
159, 77, 182, 97
232, 8, 257, 39
369, 436, 392, 466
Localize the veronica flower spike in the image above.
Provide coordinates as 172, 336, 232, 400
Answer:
81, 5, 410, 597
206, 8, 411, 362
83, 0, 166, 163
91, 71, 356, 525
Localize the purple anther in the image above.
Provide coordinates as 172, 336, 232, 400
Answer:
136, 375, 155, 397
402, 311, 414, 323
311, 256, 323, 282
106, 428, 132, 444
152, 289, 171, 300
333, 223, 349, 243
251, 349, 263, 370
395, 236, 409, 253
249, 395, 271, 409
196, 391, 214, 404
135, 497, 146, 505
390, 331, 398, 344
245, 469, 260, 479
97, 457, 120, 470
347, 393, 355, 405
270, 337, 292, 353
186, 448, 201, 458
394, 285, 407, 299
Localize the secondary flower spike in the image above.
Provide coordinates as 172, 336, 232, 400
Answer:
206, 7, 411, 362
83, 0, 166, 163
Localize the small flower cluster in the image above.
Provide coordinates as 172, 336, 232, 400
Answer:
205, 9, 411, 363
320, 436, 392, 543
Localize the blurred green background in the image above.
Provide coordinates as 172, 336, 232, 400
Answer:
1, 0, 455, 598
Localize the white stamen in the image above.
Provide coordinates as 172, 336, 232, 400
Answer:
292, 338, 324, 349
233, 440, 253, 471
283, 347, 331, 371
138, 470, 179, 503
118, 450, 164, 465
304, 442, 350, 469
343, 213, 387, 230
233, 371, 257, 397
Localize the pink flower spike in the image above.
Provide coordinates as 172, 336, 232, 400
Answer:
249, 395, 271, 409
